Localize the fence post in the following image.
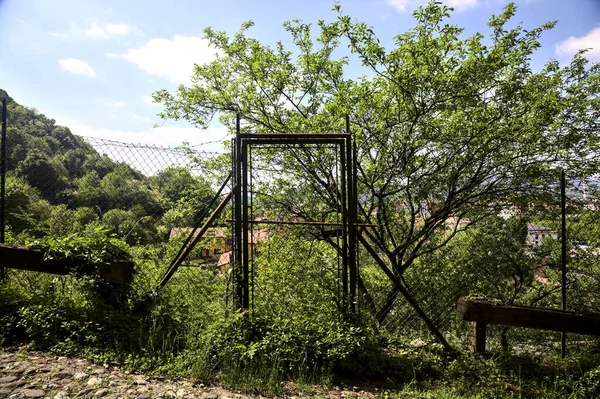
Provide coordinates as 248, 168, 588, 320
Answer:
0, 98, 6, 282
561, 169, 567, 358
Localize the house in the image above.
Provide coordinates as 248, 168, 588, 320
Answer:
170, 227, 270, 269
170, 227, 231, 260
526, 223, 557, 248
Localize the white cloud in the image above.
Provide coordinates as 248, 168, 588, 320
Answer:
49, 22, 142, 40
59, 58, 96, 78
49, 31, 67, 38
556, 27, 600, 62
69, 124, 229, 150
129, 113, 152, 122
384, 0, 479, 13
108, 35, 219, 83
98, 98, 128, 108
142, 95, 159, 106
85, 22, 143, 38
385, 0, 409, 12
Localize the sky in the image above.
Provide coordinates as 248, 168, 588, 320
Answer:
0, 0, 599, 152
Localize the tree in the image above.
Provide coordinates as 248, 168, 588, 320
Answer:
154, 2, 600, 347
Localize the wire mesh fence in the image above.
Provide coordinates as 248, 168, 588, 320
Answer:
1, 94, 600, 356
0, 119, 232, 323
358, 173, 600, 355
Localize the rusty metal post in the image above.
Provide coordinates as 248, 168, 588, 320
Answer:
340, 138, 348, 310
241, 140, 249, 310
233, 114, 243, 310
0, 98, 6, 282
346, 115, 357, 313
561, 170, 567, 357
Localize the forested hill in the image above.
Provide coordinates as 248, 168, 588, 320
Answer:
0, 89, 213, 245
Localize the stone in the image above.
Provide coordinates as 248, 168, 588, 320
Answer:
54, 391, 70, 399
53, 371, 73, 379
87, 377, 102, 386
4, 380, 26, 389
163, 391, 177, 398
136, 395, 151, 399
75, 388, 93, 397
22, 389, 46, 398
134, 379, 148, 385
203, 393, 218, 399
94, 388, 109, 397
0, 388, 12, 396
176, 389, 187, 397
73, 372, 87, 381
0, 375, 18, 383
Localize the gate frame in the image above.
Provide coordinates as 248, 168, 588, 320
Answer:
231, 115, 358, 314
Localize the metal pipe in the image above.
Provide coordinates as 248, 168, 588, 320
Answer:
340, 141, 348, 310
237, 138, 346, 146
234, 114, 243, 310
158, 189, 234, 290
561, 169, 567, 357
346, 116, 357, 313
241, 141, 249, 310
164, 172, 231, 280
225, 219, 375, 227
0, 98, 6, 282
239, 133, 351, 139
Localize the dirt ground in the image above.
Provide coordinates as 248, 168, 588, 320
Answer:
0, 348, 376, 399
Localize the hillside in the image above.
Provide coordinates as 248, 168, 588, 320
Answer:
0, 89, 212, 245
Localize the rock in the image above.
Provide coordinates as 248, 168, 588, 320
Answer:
134, 379, 148, 385
75, 388, 93, 397
202, 393, 218, 399
0, 375, 18, 383
136, 395, 151, 399
53, 371, 73, 379
176, 389, 187, 397
163, 391, 177, 398
54, 391, 70, 399
94, 388, 109, 397
4, 380, 26, 389
22, 389, 46, 398
73, 372, 87, 381
0, 388, 12, 396
87, 377, 103, 386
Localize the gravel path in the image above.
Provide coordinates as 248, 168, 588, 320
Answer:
0, 348, 376, 399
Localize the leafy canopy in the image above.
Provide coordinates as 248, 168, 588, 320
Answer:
154, 1, 600, 327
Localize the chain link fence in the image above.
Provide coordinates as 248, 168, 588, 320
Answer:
358, 174, 600, 355
0, 102, 232, 324
1, 92, 600, 356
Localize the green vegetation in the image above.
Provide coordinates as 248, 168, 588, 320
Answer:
2, 1, 600, 397
1, 88, 214, 245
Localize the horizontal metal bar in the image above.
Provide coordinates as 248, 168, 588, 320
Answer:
239, 133, 351, 139
227, 219, 375, 227
239, 139, 346, 146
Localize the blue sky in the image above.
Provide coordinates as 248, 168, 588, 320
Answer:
0, 0, 598, 150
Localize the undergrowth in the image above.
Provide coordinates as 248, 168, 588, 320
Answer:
3, 231, 600, 397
